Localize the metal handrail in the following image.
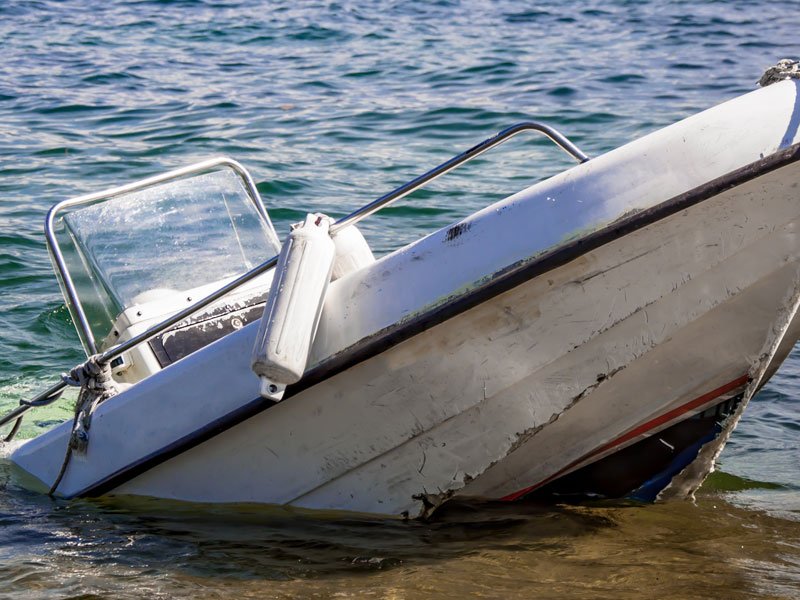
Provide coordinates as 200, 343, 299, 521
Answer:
45, 157, 281, 355
330, 121, 588, 234
1, 121, 588, 433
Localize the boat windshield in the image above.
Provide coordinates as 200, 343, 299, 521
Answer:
52, 167, 279, 351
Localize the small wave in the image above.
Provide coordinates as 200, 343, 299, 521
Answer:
81, 71, 146, 85
504, 10, 552, 23
34, 103, 113, 115
287, 25, 353, 43
600, 73, 647, 84
547, 86, 578, 97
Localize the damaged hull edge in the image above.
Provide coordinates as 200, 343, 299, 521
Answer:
10, 82, 800, 518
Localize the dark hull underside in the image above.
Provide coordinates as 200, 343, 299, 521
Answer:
525, 395, 744, 503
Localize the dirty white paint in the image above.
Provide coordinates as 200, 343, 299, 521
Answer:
11, 81, 800, 517
659, 271, 800, 501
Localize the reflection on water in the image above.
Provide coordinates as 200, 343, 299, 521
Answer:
1, 457, 799, 599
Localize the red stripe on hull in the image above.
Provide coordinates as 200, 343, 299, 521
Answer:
500, 374, 749, 502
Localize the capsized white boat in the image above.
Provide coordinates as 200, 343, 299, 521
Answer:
3, 68, 800, 519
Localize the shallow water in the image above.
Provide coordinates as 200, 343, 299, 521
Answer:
1, 1, 800, 598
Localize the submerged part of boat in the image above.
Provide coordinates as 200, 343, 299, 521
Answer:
3, 72, 800, 519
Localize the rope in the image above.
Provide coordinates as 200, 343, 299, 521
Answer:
759, 58, 800, 87
21, 387, 66, 408
48, 404, 82, 496
3, 416, 23, 443
48, 355, 120, 496
1, 385, 66, 443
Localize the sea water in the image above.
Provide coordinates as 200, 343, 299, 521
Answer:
1, 1, 799, 598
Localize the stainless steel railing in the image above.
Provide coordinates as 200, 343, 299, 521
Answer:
1, 121, 589, 434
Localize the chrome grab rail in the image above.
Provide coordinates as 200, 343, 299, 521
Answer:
329, 121, 588, 234
45, 157, 281, 355
1, 121, 588, 432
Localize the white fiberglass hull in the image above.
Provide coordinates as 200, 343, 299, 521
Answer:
11, 81, 800, 518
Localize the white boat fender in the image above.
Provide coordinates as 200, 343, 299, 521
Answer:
251, 213, 336, 400
331, 225, 375, 280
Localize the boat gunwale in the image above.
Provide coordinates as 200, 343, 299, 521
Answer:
69, 140, 800, 500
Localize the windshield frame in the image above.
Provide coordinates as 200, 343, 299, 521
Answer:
45, 157, 281, 355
